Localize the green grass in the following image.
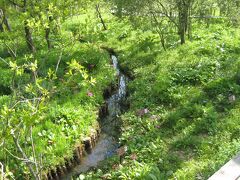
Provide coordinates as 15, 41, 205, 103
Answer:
0, 11, 116, 178
73, 15, 240, 179
1, 7, 240, 179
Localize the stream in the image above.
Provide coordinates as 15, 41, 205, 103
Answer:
62, 55, 128, 179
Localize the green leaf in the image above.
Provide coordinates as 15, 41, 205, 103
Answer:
9, 61, 17, 70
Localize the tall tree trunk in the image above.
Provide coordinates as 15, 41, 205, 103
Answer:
179, 27, 185, 44
24, 21, 36, 53
178, 0, 190, 44
178, 10, 186, 44
96, 4, 107, 30
187, 1, 192, 40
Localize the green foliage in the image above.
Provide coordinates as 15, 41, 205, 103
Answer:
0, 7, 115, 177
78, 18, 240, 179
1, 1, 240, 179
0, 68, 12, 95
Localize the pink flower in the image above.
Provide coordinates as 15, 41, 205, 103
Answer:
136, 108, 149, 117
87, 91, 93, 97
89, 64, 95, 69
130, 153, 137, 160
117, 146, 127, 156
112, 164, 119, 170
155, 125, 161, 129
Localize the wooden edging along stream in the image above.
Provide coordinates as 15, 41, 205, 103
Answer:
45, 126, 102, 180
44, 82, 116, 179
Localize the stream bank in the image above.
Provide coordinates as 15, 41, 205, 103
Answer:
46, 52, 129, 180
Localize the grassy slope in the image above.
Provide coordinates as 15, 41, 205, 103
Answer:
1, 8, 240, 179
0, 11, 115, 177
119, 26, 240, 179
78, 15, 240, 179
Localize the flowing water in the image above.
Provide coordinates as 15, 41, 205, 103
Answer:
62, 55, 128, 179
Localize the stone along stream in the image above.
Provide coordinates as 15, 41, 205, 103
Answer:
61, 55, 128, 179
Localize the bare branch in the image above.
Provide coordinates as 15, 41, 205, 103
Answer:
11, 98, 42, 109
0, 162, 4, 180
155, 1, 178, 27
3, 42, 17, 58
0, 56, 9, 66
30, 126, 40, 177
11, 132, 40, 179
55, 51, 63, 74
96, 3, 107, 30
4, 148, 36, 164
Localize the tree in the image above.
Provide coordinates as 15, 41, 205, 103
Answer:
6, 0, 92, 52
5, 0, 36, 52
96, 3, 107, 30
0, 1, 11, 32
110, 0, 194, 45
177, 0, 193, 44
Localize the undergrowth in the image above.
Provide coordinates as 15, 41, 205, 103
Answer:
73, 12, 240, 180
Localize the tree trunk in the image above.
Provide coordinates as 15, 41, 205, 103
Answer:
45, 17, 53, 50
23, 0, 36, 53
0, 21, 3, 32
96, 4, 107, 30
178, 10, 186, 44
116, 2, 123, 18
159, 33, 166, 51
0, 9, 4, 32
0, 8, 11, 31
45, 27, 51, 49
179, 28, 185, 44
178, 0, 190, 44
45, 11, 53, 49
187, 1, 192, 40
24, 21, 36, 53
3, 16, 11, 31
